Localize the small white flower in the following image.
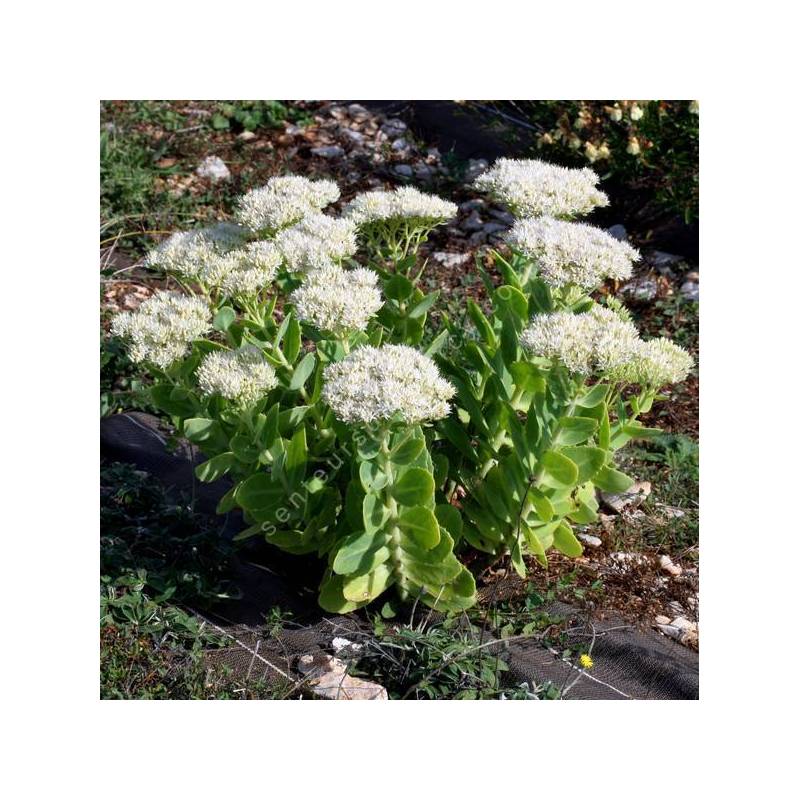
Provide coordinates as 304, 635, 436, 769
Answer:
235, 175, 340, 233
196, 346, 278, 407
290, 266, 383, 336
630, 104, 644, 121
520, 312, 596, 374
275, 213, 358, 274
322, 345, 455, 425
344, 186, 457, 225
506, 217, 639, 290
111, 291, 211, 369
689, 100, 699, 115
473, 158, 608, 219
520, 305, 640, 376
204, 242, 282, 296
612, 338, 694, 387
144, 223, 248, 281
626, 137, 641, 156
587, 305, 641, 373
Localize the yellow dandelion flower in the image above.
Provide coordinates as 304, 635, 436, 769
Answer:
579, 654, 594, 669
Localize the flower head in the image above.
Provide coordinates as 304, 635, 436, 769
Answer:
203, 241, 282, 297
344, 186, 457, 226
322, 345, 455, 425
235, 175, 340, 233
473, 158, 608, 219
520, 305, 640, 375
111, 291, 211, 369
290, 266, 383, 336
275, 213, 358, 273
579, 654, 594, 669
196, 346, 278, 407
144, 224, 246, 281
612, 338, 694, 388
506, 217, 639, 290
520, 312, 596, 374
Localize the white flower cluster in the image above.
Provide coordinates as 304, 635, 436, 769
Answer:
144, 223, 247, 280
322, 344, 455, 425
474, 158, 609, 218
111, 291, 211, 369
275, 213, 358, 273
196, 346, 278, 408
506, 217, 639, 290
611, 338, 694, 388
235, 175, 340, 233
344, 186, 457, 226
204, 242, 282, 297
520, 306, 640, 375
290, 266, 383, 336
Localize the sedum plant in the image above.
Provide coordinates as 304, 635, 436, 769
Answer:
110, 163, 692, 613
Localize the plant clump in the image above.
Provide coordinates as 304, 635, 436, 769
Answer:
110, 161, 693, 614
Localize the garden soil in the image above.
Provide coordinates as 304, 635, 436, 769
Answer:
101, 412, 699, 700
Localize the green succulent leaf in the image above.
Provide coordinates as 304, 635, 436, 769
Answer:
333, 529, 391, 576
555, 416, 599, 445
194, 452, 236, 483
559, 445, 606, 483
392, 468, 435, 507
212, 306, 237, 333
397, 506, 441, 549
540, 450, 579, 487
390, 437, 425, 465
553, 521, 583, 557
577, 383, 609, 407
593, 465, 635, 493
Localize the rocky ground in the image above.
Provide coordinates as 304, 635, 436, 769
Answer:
100, 100, 699, 657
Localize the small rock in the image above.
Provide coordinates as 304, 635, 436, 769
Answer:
621, 276, 658, 303
284, 124, 302, 136
649, 251, 684, 271
656, 616, 698, 646
489, 208, 515, 225
459, 199, 486, 212
310, 145, 344, 158
331, 637, 362, 653
482, 222, 508, 235
659, 554, 683, 577
601, 481, 651, 513
655, 614, 671, 626
577, 533, 602, 548
469, 230, 488, 246
237, 130, 257, 141
432, 251, 471, 269
426, 147, 441, 161
393, 164, 414, 178
464, 158, 489, 182
195, 155, 230, 182
340, 128, 364, 145
609, 552, 650, 568
414, 163, 434, 181
657, 504, 686, 520
684, 270, 699, 282
297, 653, 387, 700
607, 224, 628, 241
680, 280, 699, 301
347, 103, 370, 120
381, 118, 407, 137
391, 138, 410, 152
462, 210, 485, 232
